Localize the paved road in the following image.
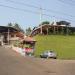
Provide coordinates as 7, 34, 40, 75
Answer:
0, 46, 75, 75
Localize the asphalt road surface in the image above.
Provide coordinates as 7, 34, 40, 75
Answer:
0, 46, 75, 75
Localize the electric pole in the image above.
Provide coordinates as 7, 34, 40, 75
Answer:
40, 7, 43, 34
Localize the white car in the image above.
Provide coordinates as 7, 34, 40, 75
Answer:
40, 50, 57, 59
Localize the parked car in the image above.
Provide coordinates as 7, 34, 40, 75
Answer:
40, 50, 57, 59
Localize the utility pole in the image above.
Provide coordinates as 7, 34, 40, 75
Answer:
40, 7, 43, 34
53, 17, 56, 34
8, 28, 10, 45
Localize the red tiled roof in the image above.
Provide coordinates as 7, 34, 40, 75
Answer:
24, 37, 36, 42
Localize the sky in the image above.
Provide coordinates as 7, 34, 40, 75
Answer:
0, 0, 75, 31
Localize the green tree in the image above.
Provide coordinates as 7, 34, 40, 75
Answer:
41, 21, 50, 25
26, 27, 32, 36
14, 23, 21, 30
13, 23, 24, 33
7, 23, 13, 27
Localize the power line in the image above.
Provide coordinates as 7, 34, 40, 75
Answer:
42, 8, 75, 18
0, 4, 39, 14
5, 0, 75, 19
57, 0, 75, 6
5, 0, 39, 9
0, 4, 75, 23
43, 13, 75, 23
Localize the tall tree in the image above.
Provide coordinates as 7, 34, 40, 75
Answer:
14, 23, 21, 30
13, 23, 24, 33
26, 27, 32, 36
7, 23, 13, 27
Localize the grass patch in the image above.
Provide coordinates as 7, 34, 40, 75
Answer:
34, 35, 75, 59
